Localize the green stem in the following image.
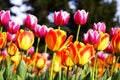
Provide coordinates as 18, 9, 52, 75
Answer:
92, 53, 98, 80
44, 44, 47, 53
75, 66, 78, 80
36, 38, 40, 53
67, 67, 69, 80
50, 53, 56, 80
0, 27, 3, 32
76, 25, 81, 41
58, 26, 61, 29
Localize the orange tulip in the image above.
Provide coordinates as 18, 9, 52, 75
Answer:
111, 30, 120, 54
8, 43, 18, 56
45, 29, 73, 51
32, 53, 46, 69
0, 32, 7, 49
16, 29, 34, 50
94, 32, 109, 50
78, 44, 95, 66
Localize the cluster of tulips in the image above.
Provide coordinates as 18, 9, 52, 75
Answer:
0, 9, 120, 80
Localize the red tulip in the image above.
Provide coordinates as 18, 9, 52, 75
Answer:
0, 32, 7, 49
74, 10, 88, 25
54, 10, 70, 26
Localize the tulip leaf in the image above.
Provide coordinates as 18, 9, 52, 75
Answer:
112, 70, 120, 80
0, 67, 5, 80
16, 59, 27, 80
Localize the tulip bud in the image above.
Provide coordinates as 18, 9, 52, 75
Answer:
97, 51, 108, 60
7, 21, 20, 34
7, 32, 16, 42
24, 14, 37, 30
54, 10, 70, 26
93, 22, 106, 33
0, 10, 10, 26
74, 9, 88, 25
28, 46, 34, 55
8, 43, 18, 56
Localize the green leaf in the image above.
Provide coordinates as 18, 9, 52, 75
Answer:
112, 70, 120, 80
16, 59, 27, 80
0, 67, 5, 80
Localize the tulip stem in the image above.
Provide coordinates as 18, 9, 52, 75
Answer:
75, 66, 78, 80
50, 53, 56, 80
76, 25, 81, 41
36, 38, 40, 53
67, 67, 69, 80
58, 26, 61, 29
0, 27, 3, 32
44, 44, 47, 53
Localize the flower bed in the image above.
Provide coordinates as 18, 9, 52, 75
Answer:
0, 9, 120, 80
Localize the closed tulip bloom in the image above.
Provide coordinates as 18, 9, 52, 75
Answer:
83, 29, 100, 44
74, 10, 88, 25
8, 43, 18, 56
94, 32, 109, 50
110, 27, 120, 38
97, 51, 108, 61
105, 42, 114, 53
7, 21, 20, 34
28, 46, 34, 55
112, 30, 120, 54
54, 10, 70, 26
93, 22, 106, 33
0, 32, 7, 49
34, 24, 48, 37
0, 10, 10, 26
7, 32, 16, 42
16, 29, 34, 50
24, 14, 37, 30
45, 29, 73, 51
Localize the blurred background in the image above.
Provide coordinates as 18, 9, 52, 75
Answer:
0, 0, 120, 41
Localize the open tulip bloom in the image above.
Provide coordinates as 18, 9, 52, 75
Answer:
0, 9, 120, 80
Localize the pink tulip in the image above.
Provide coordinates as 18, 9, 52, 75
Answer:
97, 51, 108, 60
54, 10, 70, 26
105, 42, 114, 53
28, 46, 34, 55
7, 32, 16, 42
110, 27, 120, 38
83, 29, 100, 44
74, 10, 88, 25
24, 14, 37, 30
93, 22, 106, 33
34, 25, 48, 37
0, 10, 10, 26
7, 21, 20, 34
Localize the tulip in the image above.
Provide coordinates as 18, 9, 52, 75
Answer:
105, 42, 114, 53
54, 10, 70, 26
83, 29, 100, 44
111, 30, 120, 54
7, 21, 20, 34
34, 24, 48, 37
74, 10, 88, 25
45, 29, 73, 51
7, 32, 16, 42
0, 32, 7, 49
94, 32, 109, 50
8, 43, 18, 56
28, 46, 34, 55
97, 51, 108, 61
77, 44, 95, 66
0, 10, 10, 26
16, 29, 34, 50
93, 22, 106, 33
24, 14, 37, 30
110, 27, 120, 38
32, 53, 46, 69
56, 47, 74, 67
